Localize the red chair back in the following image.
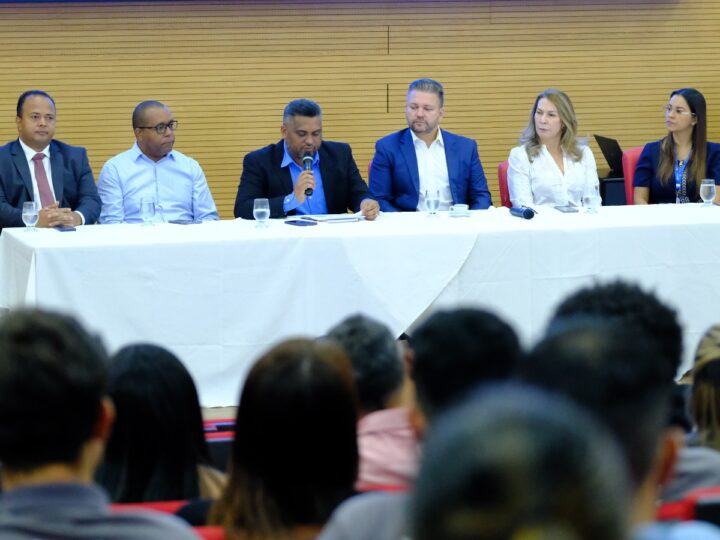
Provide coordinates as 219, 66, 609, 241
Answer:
194, 526, 226, 540
657, 485, 720, 521
498, 160, 511, 208
111, 500, 187, 514
621, 146, 644, 205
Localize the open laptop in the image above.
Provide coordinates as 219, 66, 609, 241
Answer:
594, 134, 624, 177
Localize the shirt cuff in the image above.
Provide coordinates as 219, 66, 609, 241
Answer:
74, 211, 86, 225
283, 193, 300, 214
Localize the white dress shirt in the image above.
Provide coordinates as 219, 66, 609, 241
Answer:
507, 144, 599, 208
411, 129, 452, 211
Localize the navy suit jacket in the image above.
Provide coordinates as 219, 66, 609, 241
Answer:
369, 128, 492, 211
0, 139, 101, 231
234, 140, 370, 219
634, 139, 720, 204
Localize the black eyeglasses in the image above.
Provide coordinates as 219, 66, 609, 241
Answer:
137, 120, 179, 134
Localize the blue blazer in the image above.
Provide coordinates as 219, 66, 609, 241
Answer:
0, 139, 101, 231
369, 128, 492, 211
634, 139, 720, 204
234, 140, 370, 219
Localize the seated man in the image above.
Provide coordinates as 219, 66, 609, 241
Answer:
0, 90, 101, 232
98, 100, 218, 223
369, 78, 492, 212
234, 98, 379, 220
0, 309, 198, 539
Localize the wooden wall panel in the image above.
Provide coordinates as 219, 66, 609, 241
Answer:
0, 0, 718, 217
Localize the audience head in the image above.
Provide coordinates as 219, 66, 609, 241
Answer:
521, 88, 582, 161
132, 100, 176, 161
411, 384, 630, 540
410, 308, 521, 421
521, 319, 673, 489
211, 338, 358, 537
16, 89, 57, 152
691, 324, 720, 449
281, 98, 323, 164
326, 314, 405, 415
96, 343, 211, 502
549, 279, 683, 382
0, 309, 109, 475
406, 78, 445, 139
660, 87, 708, 185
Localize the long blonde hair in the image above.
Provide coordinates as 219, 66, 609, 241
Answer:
691, 324, 720, 450
520, 88, 584, 162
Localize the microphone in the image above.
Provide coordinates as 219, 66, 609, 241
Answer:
302, 152, 314, 197
509, 206, 535, 220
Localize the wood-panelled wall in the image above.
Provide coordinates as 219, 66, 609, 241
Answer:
0, 0, 718, 218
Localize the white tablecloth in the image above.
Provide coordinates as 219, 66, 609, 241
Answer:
1, 204, 718, 406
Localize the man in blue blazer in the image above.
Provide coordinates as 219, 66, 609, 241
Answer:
234, 99, 379, 220
370, 79, 492, 212
0, 90, 101, 232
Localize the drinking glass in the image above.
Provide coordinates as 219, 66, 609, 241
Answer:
22, 201, 39, 232
582, 185, 601, 214
700, 179, 716, 206
425, 190, 440, 216
253, 198, 270, 227
140, 198, 156, 226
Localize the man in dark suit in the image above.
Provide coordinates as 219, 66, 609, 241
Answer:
234, 99, 379, 220
369, 79, 492, 212
0, 90, 101, 231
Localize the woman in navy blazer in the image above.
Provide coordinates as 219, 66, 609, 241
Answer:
634, 88, 720, 204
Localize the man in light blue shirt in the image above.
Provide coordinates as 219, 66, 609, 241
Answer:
98, 100, 218, 224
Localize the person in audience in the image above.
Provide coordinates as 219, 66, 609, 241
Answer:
318, 308, 522, 540
0, 90, 101, 231
0, 309, 197, 539
634, 88, 720, 204
96, 343, 226, 503
507, 88, 600, 208
369, 78, 492, 212
97, 100, 218, 223
209, 338, 359, 540
521, 320, 720, 539
234, 98, 379, 220
326, 314, 419, 491
411, 384, 631, 540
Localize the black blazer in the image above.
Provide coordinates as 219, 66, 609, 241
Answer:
0, 138, 101, 231
234, 140, 370, 219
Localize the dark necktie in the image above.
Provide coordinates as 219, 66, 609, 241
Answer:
31, 153, 54, 208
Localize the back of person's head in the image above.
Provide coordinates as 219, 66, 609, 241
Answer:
691, 324, 720, 448
326, 314, 404, 414
96, 343, 210, 502
211, 338, 358, 537
411, 384, 630, 540
550, 279, 683, 381
520, 319, 672, 487
410, 308, 521, 419
0, 309, 107, 471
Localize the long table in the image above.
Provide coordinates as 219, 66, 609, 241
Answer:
1, 204, 718, 406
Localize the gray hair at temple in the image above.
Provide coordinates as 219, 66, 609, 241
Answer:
283, 99, 322, 123
407, 78, 444, 107
132, 100, 167, 129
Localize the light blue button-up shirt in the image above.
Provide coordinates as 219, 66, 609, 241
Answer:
97, 143, 218, 224
281, 142, 328, 215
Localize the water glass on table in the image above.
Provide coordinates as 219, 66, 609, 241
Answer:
582, 186, 601, 214
425, 190, 440, 216
22, 201, 39, 232
700, 179, 717, 206
140, 198, 156, 226
253, 198, 270, 227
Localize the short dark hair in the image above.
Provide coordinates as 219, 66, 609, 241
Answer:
411, 384, 630, 540
410, 308, 521, 419
96, 343, 211, 502
132, 100, 166, 129
0, 309, 107, 471
550, 279, 683, 381
520, 319, 673, 487
16, 90, 56, 117
211, 338, 358, 536
326, 314, 404, 413
282, 99, 322, 123
407, 78, 444, 107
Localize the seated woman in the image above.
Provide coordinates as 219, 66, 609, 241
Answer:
508, 88, 599, 208
634, 88, 720, 204
96, 344, 227, 502
209, 338, 359, 540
